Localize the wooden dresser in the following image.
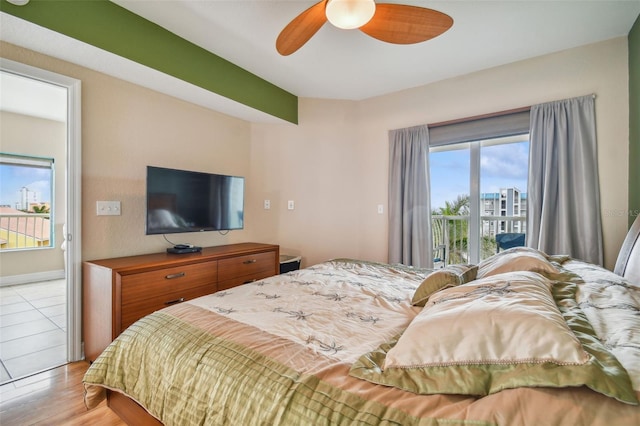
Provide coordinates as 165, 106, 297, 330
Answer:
83, 242, 279, 361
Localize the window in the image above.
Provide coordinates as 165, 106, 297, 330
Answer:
0, 153, 55, 250
430, 134, 529, 264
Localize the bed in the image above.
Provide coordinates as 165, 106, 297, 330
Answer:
83, 218, 640, 425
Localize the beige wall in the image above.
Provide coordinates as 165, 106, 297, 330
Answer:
248, 99, 368, 263
0, 37, 630, 272
0, 111, 66, 276
1, 42, 256, 263
251, 37, 630, 270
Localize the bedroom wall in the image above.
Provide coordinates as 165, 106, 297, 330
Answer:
248, 99, 366, 263
0, 37, 630, 271
250, 37, 630, 270
0, 41, 256, 263
0, 111, 66, 277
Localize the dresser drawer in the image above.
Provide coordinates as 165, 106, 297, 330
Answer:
218, 271, 274, 291
218, 251, 275, 280
120, 261, 218, 304
120, 283, 215, 331
217, 251, 276, 290
118, 261, 217, 332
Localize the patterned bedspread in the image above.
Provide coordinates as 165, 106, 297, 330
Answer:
83, 258, 640, 425
563, 260, 640, 390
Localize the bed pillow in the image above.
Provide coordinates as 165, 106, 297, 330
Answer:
477, 246, 557, 278
350, 270, 638, 405
411, 264, 478, 307
395, 271, 587, 367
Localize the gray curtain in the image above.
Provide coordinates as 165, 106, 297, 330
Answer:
388, 125, 432, 267
527, 95, 603, 265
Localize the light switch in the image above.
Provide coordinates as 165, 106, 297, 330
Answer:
377, 204, 384, 214
288, 200, 295, 210
96, 201, 121, 216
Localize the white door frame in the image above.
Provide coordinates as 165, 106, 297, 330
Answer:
0, 58, 83, 362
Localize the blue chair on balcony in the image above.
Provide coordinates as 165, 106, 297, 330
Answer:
433, 244, 447, 268
495, 233, 526, 253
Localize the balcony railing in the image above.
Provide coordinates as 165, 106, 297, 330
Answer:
0, 213, 52, 250
432, 215, 526, 266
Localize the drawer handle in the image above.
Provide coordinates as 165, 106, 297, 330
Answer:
164, 297, 185, 306
165, 272, 186, 280
243, 259, 257, 264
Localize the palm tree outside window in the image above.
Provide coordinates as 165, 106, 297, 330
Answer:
429, 134, 529, 264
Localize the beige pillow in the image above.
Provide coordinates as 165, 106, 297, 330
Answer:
350, 270, 639, 404
411, 264, 478, 307
477, 247, 557, 278
393, 271, 587, 368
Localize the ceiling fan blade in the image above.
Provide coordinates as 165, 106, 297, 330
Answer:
359, 3, 453, 45
276, 0, 328, 56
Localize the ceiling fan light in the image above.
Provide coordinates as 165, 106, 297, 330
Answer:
326, 0, 376, 30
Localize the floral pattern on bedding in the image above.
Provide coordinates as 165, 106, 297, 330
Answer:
187, 259, 431, 363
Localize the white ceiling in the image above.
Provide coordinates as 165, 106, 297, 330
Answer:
2, 1, 639, 122
111, 0, 640, 99
0, 71, 67, 122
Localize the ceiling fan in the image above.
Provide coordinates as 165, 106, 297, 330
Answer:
276, 0, 453, 56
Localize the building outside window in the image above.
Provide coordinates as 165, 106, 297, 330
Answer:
430, 134, 529, 264
0, 153, 54, 250
481, 187, 527, 236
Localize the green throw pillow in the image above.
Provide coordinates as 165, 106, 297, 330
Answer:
411, 264, 478, 307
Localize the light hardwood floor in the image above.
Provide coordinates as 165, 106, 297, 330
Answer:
0, 361, 125, 425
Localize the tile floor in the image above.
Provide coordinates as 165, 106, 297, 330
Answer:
0, 279, 67, 385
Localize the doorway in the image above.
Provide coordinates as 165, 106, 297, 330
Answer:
0, 59, 82, 383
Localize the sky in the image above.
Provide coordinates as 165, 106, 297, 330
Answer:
429, 140, 529, 211
0, 164, 52, 209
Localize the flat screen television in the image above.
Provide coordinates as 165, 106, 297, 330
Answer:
146, 166, 245, 235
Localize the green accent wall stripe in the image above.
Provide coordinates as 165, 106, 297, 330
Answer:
629, 15, 639, 227
1, 0, 298, 124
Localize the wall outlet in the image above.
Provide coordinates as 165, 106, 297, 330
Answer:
287, 200, 295, 210
96, 201, 121, 216
264, 199, 271, 210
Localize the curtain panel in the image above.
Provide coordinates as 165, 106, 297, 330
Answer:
388, 125, 432, 268
527, 95, 604, 265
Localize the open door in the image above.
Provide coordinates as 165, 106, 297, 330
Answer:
0, 59, 82, 380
